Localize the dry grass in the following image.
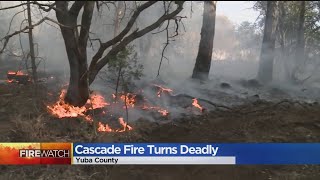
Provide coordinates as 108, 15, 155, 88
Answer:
10, 115, 48, 142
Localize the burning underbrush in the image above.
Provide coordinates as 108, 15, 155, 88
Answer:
46, 84, 207, 134
6, 70, 31, 84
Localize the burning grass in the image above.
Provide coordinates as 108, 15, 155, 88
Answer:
46, 84, 202, 134
6, 70, 31, 84
46, 89, 133, 133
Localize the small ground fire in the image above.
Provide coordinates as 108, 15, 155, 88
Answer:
46, 89, 129, 132
192, 98, 204, 112
47, 84, 205, 133
7, 71, 31, 84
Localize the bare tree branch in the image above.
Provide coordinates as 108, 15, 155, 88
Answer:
0, 16, 81, 54
0, 2, 28, 11
6, 9, 26, 37
89, 1, 185, 83
89, 1, 157, 69
0, 1, 58, 12
157, 20, 170, 77
31, 1, 58, 12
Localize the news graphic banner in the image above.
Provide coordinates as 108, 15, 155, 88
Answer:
0, 143, 71, 165
0, 143, 320, 165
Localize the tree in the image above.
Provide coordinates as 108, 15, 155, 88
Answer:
257, 1, 279, 83
254, 1, 320, 82
192, 1, 217, 80
54, 1, 95, 106
0, 2, 185, 106
235, 21, 262, 61
292, 1, 306, 81
27, 1, 38, 82
54, 1, 185, 106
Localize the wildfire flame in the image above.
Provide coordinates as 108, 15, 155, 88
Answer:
47, 89, 133, 133
142, 105, 169, 117
117, 117, 133, 132
192, 98, 203, 111
97, 117, 133, 132
16, 71, 25, 75
114, 91, 169, 117
47, 84, 205, 133
158, 109, 169, 116
97, 122, 113, 132
153, 84, 173, 97
87, 93, 110, 109
7, 71, 16, 75
7, 70, 30, 83
120, 93, 136, 108
47, 89, 87, 119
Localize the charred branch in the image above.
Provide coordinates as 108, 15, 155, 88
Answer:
0, 16, 80, 54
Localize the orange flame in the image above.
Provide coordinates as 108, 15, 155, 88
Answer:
117, 117, 133, 132
142, 105, 169, 116
7, 71, 16, 75
97, 122, 113, 132
7, 70, 30, 83
46, 89, 87, 120
120, 93, 136, 108
192, 98, 203, 111
153, 84, 173, 97
47, 89, 133, 133
87, 93, 110, 109
158, 109, 169, 116
16, 71, 25, 75
97, 117, 133, 132
46, 90, 109, 122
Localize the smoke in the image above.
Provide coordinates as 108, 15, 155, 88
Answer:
1, 1, 320, 107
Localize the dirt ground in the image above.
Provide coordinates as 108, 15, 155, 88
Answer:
0, 83, 320, 180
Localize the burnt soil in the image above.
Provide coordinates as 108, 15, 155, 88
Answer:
0, 83, 320, 180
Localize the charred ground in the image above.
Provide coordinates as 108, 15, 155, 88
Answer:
0, 83, 320, 180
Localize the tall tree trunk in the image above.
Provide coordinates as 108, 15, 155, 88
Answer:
292, 1, 306, 81
192, 1, 216, 80
114, 1, 124, 99
27, 1, 37, 82
56, 1, 94, 107
59, 25, 89, 106
257, 1, 279, 83
278, 1, 290, 81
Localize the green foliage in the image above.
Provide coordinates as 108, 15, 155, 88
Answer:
254, 1, 320, 56
234, 21, 262, 61
103, 45, 143, 92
